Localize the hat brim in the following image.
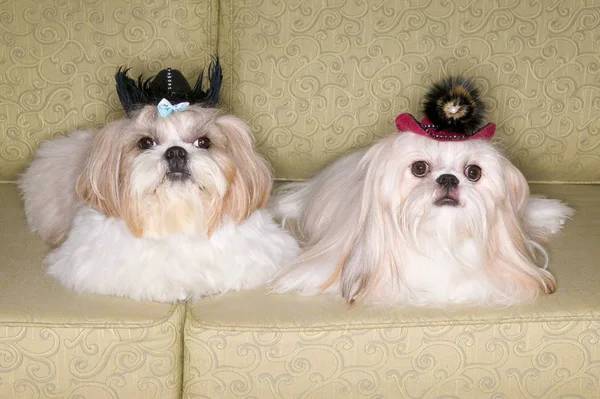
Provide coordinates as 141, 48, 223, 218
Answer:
395, 113, 495, 141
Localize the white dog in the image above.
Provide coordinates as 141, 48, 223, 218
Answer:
270, 77, 573, 307
20, 101, 299, 302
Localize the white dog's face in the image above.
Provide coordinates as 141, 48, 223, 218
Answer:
384, 134, 520, 244
76, 105, 271, 239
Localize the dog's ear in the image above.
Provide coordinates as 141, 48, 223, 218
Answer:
76, 122, 126, 218
485, 199, 557, 302
214, 115, 272, 224
480, 158, 556, 302
326, 141, 403, 304
503, 158, 529, 216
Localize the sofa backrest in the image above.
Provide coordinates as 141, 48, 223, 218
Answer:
2, 0, 599, 183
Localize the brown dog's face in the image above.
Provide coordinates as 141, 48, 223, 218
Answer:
76, 105, 272, 239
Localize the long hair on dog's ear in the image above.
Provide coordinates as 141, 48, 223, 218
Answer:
271, 136, 406, 304
76, 121, 145, 236
76, 122, 125, 217
214, 115, 272, 224
333, 140, 405, 303
505, 158, 529, 217
483, 158, 556, 304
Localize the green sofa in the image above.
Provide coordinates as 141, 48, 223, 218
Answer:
1, 1, 599, 397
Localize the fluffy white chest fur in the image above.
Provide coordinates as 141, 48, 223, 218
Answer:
394, 238, 489, 306
47, 206, 298, 302
385, 214, 500, 305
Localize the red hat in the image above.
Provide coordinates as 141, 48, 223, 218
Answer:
396, 76, 496, 142
395, 113, 495, 142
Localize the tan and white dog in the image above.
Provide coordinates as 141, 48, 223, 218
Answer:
21, 95, 298, 302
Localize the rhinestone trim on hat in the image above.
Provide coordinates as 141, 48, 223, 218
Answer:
422, 123, 471, 141
167, 67, 172, 93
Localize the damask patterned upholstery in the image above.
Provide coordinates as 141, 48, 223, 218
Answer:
2, 0, 600, 183
2, 0, 600, 398
218, 0, 600, 183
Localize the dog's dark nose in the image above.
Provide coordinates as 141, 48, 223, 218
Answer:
165, 146, 187, 161
436, 174, 459, 189
164, 146, 188, 172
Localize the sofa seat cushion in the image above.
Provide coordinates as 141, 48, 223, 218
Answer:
183, 184, 600, 398
0, 184, 184, 399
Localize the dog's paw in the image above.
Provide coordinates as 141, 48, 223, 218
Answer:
524, 196, 575, 239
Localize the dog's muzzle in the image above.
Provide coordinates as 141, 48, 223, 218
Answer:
164, 146, 190, 181
435, 173, 460, 206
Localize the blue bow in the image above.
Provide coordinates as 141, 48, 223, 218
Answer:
157, 98, 190, 118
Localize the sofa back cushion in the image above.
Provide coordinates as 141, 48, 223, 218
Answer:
218, 0, 600, 183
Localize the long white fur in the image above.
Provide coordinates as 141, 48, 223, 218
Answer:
270, 133, 574, 307
19, 130, 95, 247
20, 106, 299, 302
45, 206, 295, 302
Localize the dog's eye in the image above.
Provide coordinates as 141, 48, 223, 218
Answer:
411, 161, 430, 177
138, 137, 156, 150
193, 137, 211, 149
465, 165, 482, 182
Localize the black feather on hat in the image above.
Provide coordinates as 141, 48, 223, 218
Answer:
115, 57, 222, 117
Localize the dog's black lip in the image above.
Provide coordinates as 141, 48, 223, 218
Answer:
434, 196, 459, 207
166, 171, 191, 181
